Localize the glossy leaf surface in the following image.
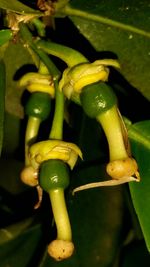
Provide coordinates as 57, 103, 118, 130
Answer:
128, 121, 150, 250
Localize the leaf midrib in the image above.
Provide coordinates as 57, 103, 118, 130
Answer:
61, 5, 150, 38
128, 126, 150, 149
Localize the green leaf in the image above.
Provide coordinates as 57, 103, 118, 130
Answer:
0, 0, 42, 15
61, 0, 150, 100
0, 158, 25, 194
0, 60, 6, 155
0, 217, 33, 244
128, 120, 150, 149
67, 0, 150, 35
3, 42, 34, 118
0, 222, 42, 267
2, 113, 21, 155
128, 121, 150, 251
0, 30, 12, 47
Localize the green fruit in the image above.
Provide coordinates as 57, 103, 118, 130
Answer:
39, 159, 70, 192
80, 82, 117, 118
25, 92, 51, 121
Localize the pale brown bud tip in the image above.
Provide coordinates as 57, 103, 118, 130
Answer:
48, 239, 74, 261
20, 166, 38, 187
106, 157, 139, 180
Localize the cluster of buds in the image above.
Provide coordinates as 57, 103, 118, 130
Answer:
19, 41, 140, 261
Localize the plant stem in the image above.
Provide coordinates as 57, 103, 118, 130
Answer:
49, 82, 64, 140
32, 18, 46, 37
25, 116, 41, 166
97, 105, 128, 161
20, 23, 73, 248
19, 23, 60, 79
25, 61, 52, 166
49, 189, 72, 241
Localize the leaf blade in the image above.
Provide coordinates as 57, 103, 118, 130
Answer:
67, 0, 150, 35
60, 1, 150, 100
0, 30, 12, 47
0, 0, 42, 15
128, 121, 150, 251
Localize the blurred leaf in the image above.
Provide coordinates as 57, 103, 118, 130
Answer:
0, 217, 33, 243
0, 158, 25, 195
0, 30, 13, 46
0, 222, 42, 267
128, 121, 150, 251
61, 0, 150, 100
2, 112, 21, 155
3, 42, 34, 118
0, 60, 5, 155
0, 0, 42, 15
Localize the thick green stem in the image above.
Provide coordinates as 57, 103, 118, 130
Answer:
25, 116, 41, 166
37, 40, 88, 67
97, 105, 128, 161
49, 189, 72, 241
49, 82, 64, 140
